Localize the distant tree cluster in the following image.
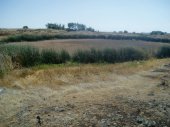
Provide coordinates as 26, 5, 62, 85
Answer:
150, 31, 166, 35
86, 27, 95, 32
68, 23, 86, 31
67, 23, 95, 32
46, 23, 65, 30
46, 22, 95, 32
23, 26, 29, 30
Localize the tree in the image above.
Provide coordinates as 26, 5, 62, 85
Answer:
77, 23, 86, 31
124, 30, 128, 33
23, 26, 28, 29
86, 27, 95, 32
46, 23, 65, 30
68, 23, 94, 32
150, 31, 165, 35
68, 23, 76, 31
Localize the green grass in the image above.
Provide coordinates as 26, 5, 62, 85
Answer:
72, 48, 148, 63
0, 44, 170, 71
156, 46, 170, 58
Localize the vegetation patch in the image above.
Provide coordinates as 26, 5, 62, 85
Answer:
0, 44, 170, 73
1, 34, 170, 43
0, 54, 13, 78
72, 48, 148, 63
156, 46, 170, 58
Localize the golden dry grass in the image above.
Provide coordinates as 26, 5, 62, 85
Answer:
0, 58, 169, 89
0, 58, 170, 127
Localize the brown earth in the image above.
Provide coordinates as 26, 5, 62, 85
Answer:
0, 59, 170, 127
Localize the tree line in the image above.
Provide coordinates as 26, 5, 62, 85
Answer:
46, 22, 95, 32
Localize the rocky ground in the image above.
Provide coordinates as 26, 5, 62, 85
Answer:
0, 61, 170, 127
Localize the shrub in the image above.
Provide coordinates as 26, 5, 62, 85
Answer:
0, 45, 40, 67
0, 54, 13, 78
116, 48, 148, 62
103, 49, 117, 63
19, 46, 40, 67
72, 48, 148, 63
156, 46, 170, 58
59, 50, 70, 63
72, 49, 103, 63
41, 49, 60, 64
41, 49, 70, 64
1, 34, 170, 43
23, 26, 29, 30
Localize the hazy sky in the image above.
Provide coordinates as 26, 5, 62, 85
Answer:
0, 0, 170, 32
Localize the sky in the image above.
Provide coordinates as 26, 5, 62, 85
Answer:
0, 0, 170, 32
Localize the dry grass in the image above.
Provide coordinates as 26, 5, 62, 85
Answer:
0, 58, 169, 89
0, 57, 170, 127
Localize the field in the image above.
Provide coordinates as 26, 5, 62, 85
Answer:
0, 59, 170, 126
0, 29, 170, 127
6, 39, 170, 53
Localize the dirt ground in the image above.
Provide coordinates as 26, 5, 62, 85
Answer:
6, 39, 170, 53
0, 59, 170, 127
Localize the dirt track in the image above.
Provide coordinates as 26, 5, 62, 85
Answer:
0, 60, 170, 127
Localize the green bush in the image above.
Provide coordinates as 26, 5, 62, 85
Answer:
59, 50, 70, 63
116, 48, 148, 62
156, 46, 170, 58
1, 34, 170, 43
19, 46, 40, 67
103, 49, 117, 63
0, 54, 13, 78
1, 44, 169, 69
41, 49, 60, 64
72, 48, 148, 63
41, 49, 70, 64
0, 45, 40, 67
72, 49, 103, 63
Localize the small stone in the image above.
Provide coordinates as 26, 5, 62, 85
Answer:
36, 116, 42, 126
55, 107, 65, 112
143, 120, 156, 127
136, 116, 144, 124
0, 88, 5, 95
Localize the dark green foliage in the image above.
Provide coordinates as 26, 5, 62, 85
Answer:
156, 46, 170, 58
1, 44, 170, 69
41, 49, 70, 64
72, 48, 148, 63
0, 45, 41, 67
68, 23, 86, 31
19, 46, 40, 67
103, 49, 117, 63
41, 49, 60, 64
72, 49, 103, 63
150, 31, 166, 35
46, 23, 65, 30
59, 50, 70, 63
23, 26, 28, 29
116, 48, 147, 62
1, 34, 170, 43
2, 34, 53, 42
